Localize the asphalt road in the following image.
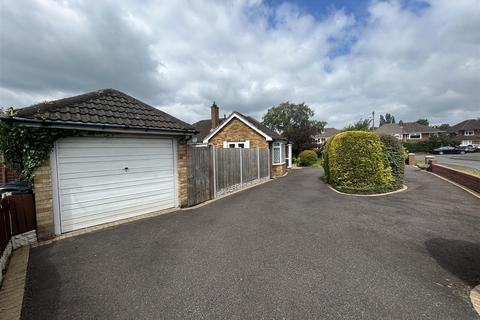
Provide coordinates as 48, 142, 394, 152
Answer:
22, 167, 480, 319
418, 152, 480, 169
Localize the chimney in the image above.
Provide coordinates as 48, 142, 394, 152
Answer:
211, 102, 219, 129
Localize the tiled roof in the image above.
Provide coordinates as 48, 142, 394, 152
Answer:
448, 119, 480, 132
12, 89, 196, 134
375, 122, 443, 135
192, 118, 226, 141
314, 128, 340, 138
193, 111, 286, 142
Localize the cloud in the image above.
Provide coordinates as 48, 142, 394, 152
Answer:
0, 0, 479, 127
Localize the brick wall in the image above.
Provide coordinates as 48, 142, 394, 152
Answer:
177, 141, 188, 207
33, 159, 55, 240
209, 119, 269, 149
429, 163, 480, 193
271, 163, 287, 177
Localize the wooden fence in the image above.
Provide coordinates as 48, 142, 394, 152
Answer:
187, 146, 270, 206
0, 194, 36, 256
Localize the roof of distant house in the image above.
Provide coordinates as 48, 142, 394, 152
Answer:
11, 88, 196, 134
375, 122, 443, 135
448, 119, 480, 132
193, 111, 286, 143
315, 128, 340, 138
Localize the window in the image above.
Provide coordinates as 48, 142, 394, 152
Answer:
464, 130, 474, 136
224, 141, 249, 148
408, 133, 421, 140
393, 134, 402, 140
272, 142, 285, 165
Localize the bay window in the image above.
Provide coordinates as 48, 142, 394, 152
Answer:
272, 142, 285, 165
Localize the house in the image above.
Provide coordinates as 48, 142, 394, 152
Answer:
192, 103, 292, 177
313, 128, 340, 145
448, 119, 480, 146
374, 122, 444, 141
6, 89, 197, 240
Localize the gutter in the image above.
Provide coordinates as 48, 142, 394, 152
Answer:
9, 117, 198, 136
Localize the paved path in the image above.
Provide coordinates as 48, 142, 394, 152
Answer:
22, 167, 480, 319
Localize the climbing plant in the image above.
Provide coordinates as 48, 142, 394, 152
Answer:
0, 109, 78, 187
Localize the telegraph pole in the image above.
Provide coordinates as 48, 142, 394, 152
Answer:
372, 111, 375, 129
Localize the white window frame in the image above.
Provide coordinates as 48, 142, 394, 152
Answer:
408, 132, 422, 140
272, 142, 285, 165
223, 140, 250, 148
464, 130, 474, 136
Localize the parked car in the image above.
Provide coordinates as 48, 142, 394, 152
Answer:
432, 146, 466, 155
459, 145, 476, 153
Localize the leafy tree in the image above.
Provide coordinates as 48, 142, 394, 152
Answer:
379, 113, 395, 126
262, 102, 326, 154
343, 118, 372, 131
416, 118, 429, 126
434, 123, 450, 131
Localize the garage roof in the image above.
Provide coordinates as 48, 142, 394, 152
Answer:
11, 89, 197, 134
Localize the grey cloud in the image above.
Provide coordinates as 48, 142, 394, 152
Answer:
0, 0, 479, 127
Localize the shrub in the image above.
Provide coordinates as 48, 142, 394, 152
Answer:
327, 131, 393, 191
298, 149, 318, 166
379, 135, 405, 189
322, 138, 333, 181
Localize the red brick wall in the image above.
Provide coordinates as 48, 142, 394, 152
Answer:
429, 163, 480, 193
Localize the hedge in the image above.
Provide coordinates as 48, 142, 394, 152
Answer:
379, 135, 405, 189
326, 131, 393, 191
298, 149, 318, 166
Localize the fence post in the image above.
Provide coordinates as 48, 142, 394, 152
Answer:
239, 148, 243, 188
212, 146, 217, 199
257, 148, 260, 180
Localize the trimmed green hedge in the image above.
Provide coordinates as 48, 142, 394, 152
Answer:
298, 149, 318, 166
326, 131, 393, 190
379, 135, 405, 189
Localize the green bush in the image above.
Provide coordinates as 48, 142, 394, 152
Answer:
327, 131, 393, 191
402, 141, 431, 153
298, 149, 318, 166
322, 138, 332, 181
379, 135, 405, 189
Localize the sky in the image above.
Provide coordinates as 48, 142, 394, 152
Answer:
0, 0, 479, 128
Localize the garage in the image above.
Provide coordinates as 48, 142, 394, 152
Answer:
9, 88, 196, 239
52, 136, 177, 233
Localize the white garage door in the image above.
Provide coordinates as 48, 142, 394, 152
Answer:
54, 137, 176, 233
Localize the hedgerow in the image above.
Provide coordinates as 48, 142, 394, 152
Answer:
326, 131, 393, 192
379, 134, 405, 189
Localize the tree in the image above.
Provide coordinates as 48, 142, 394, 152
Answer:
434, 123, 450, 131
343, 118, 372, 131
262, 102, 326, 154
416, 118, 429, 126
379, 113, 395, 126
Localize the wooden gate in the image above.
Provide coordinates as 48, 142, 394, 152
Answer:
0, 194, 36, 256
187, 146, 213, 206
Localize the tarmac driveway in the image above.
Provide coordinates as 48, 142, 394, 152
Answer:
22, 167, 480, 319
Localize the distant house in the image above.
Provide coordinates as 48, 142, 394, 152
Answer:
448, 119, 480, 146
374, 122, 444, 141
192, 103, 292, 177
313, 128, 340, 145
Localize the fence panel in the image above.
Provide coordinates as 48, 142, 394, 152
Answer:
187, 146, 213, 206
0, 197, 12, 256
259, 149, 270, 179
215, 148, 241, 195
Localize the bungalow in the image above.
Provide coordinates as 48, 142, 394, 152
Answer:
374, 122, 444, 141
448, 119, 480, 146
192, 103, 292, 177
313, 128, 340, 145
4, 89, 197, 240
